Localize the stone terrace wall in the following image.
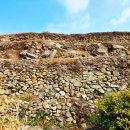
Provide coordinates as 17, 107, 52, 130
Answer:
0, 32, 130, 125
0, 56, 129, 123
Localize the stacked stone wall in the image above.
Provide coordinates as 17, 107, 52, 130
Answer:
0, 57, 129, 123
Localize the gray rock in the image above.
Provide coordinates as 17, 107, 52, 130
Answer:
42, 50, 50, 58
20, 50, 38, 59
98, 89, 105, 94
56, 116, 64, 122
83, 71, 88, 75
22, 86, 28, 91
81, 123, 87, 129
38, 92, 46, 99
82, 94, 87, 99
74, 81, 82, 87
51, 106, 57, 111
54, 87, 60, 92
5, 90, 11, 95
43, 102, 50, 109
91, 85, 101, 89
113, 71, 120, 76
35, 50, 40, 53
55, 43, 62, 48
106, 88, 113, 92
17, 125, 43, 130
64, 87, 70, 93
97, 43, 108, 55
57, 105, 62, 109
111, 84, 119, 88
80, 87, 85, 92
59, 91, 65, 96
105, 71, 111, 75
70, 90, 75, 97
75, 92, 81, 97
53, 84, 58, 88
101, 68, 106, 73
50, 49, 57, 58
55, 93, 60, 98
0, 89, 5, 95
66, 117, 73, 122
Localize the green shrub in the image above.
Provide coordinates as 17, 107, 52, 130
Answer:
90, 89, 130, 130
27, 110, 67, 129
28, 110, 48, 127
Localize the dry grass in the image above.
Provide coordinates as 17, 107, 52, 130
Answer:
0, 96, 21, 130
19, 93, 37, 102
0, 115, 20, 130
67, 50, 87, 55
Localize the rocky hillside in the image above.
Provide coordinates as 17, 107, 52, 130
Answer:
0, 32, 129, 130
0, 32, 129, 61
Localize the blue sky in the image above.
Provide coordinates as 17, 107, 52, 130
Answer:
0, 0, 130, 34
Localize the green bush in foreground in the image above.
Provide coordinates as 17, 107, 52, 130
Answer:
90, 89, 130, 130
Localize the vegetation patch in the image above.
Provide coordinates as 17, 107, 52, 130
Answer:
90, 89, 130, 130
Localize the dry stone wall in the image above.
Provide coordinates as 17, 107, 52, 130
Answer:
0, 57, 129, 124
0, 32, 130, 125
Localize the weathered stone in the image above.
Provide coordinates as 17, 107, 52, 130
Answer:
42, 50, 51, 57
111, 84, 119, 88
75, 92, 81, 97
35, 50, 40, 53
105, 71, 111, 75
57, 105, 62, 110
66, 102, 72, 107
50, 49, 57, 58
54, 87, 60, 92
98, 89, 105, 94
113, 71, 120, 76
0, 89, 5, 95
20, 50, 38, 59
96, 72, 103, 76
51, 106, 57, 111
83, 71, 88, 75
43, 103, 49, 109
55, 93, 60, 98
81, 123, 87, 129
101, 68, 106, 73
91, 85, 101, 89
22, 86, 28, 91
65, 112, 72, 118
64, 87, 70, 93
97, 43, 108, 55
66, 117, 73, 122
106, 88, 113, 92
82, 94, 87, 99
59, 91, 66, 96
112, 76, 118, 81
73, 81, 82, 87
38, 92, 46, 99
5, 90, 11, 95
80, 87, 84, 92
17, 125, 43, 130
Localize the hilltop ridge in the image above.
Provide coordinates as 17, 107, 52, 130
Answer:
0, 32, 129, 63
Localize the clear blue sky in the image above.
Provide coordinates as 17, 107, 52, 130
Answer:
0, 0, 130, 34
